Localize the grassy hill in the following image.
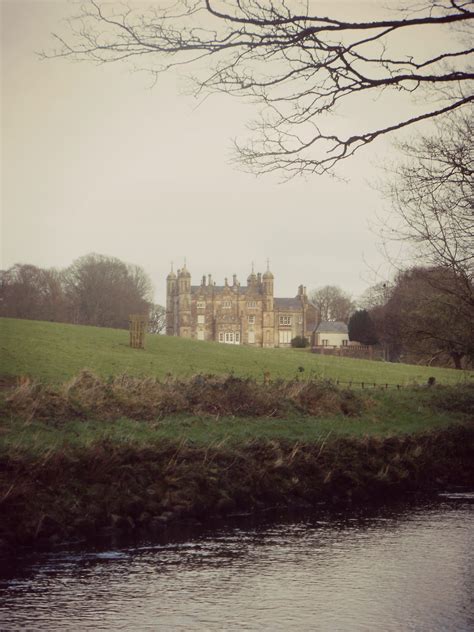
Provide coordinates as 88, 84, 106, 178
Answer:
0, 317, 469, 385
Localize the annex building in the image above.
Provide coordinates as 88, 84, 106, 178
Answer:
166, 264, 318, 347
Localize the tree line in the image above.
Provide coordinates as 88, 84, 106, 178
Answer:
0, 253, 165, 332
310, 270, 472, 370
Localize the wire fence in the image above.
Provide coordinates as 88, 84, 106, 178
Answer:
335, 379, 433, 390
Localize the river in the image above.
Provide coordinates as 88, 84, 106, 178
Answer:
1, 492, 473, 631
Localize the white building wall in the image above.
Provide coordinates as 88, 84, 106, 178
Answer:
316, 332, 349, 347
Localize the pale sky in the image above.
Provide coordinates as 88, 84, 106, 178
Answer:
1, 0, 461, 304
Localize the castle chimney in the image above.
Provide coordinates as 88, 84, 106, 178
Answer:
232, 274, 237, 286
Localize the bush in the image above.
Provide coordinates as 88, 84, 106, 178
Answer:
291, 336, 309, 348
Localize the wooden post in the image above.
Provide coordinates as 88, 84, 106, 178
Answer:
129, 314, 148, 349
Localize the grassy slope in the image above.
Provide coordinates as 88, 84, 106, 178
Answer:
0, 318, 469, 385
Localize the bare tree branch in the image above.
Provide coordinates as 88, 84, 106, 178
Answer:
44, 0, 474, 176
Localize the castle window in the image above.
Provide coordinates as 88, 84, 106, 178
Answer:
197, 314, 205, 324
248, 315, 255, 324
298, 316, 303, 324
218, 331, 240, 345
322, 339, 329, 346
342, 339, 348, 346
222, 301, 232, 309
197, 301, 206, 309
247, 301, 257, 309
279, 315, 292, 326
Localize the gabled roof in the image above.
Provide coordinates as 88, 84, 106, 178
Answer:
314, 321, 348, 333
274, 297, 302, 310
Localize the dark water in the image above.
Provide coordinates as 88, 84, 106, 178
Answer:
1, 493, 473, 631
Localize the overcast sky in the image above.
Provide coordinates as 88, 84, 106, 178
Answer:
1, 1, 456, 304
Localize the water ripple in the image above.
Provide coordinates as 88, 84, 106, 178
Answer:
1, 497, 473, 631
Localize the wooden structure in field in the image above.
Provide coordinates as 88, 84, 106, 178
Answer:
129, 314, 148, 349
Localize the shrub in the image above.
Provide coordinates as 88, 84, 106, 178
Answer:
291, 336, 309, 348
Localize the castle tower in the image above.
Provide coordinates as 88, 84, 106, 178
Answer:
177, 263, 192, 338
166, 263, 177, 335
247, 262, 257, 289
262, 261, 275, 347
262, 263, 274, 311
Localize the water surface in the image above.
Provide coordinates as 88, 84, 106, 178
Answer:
1, 493, 473, 631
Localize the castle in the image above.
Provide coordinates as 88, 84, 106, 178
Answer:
166, 263, 318, 347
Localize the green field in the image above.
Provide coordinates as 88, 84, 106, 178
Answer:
0, 317, 470, 385
1, 392, 470, 457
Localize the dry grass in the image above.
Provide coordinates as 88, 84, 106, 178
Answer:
4, 370, 369, 422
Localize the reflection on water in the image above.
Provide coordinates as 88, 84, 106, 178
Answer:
1, 493, 473, 631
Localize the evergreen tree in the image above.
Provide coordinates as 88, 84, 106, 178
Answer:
348, 310, 378, 346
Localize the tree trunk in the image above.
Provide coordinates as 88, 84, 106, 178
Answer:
450, 352, 464, 370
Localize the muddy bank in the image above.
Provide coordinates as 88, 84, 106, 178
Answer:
1, 424, 473, 553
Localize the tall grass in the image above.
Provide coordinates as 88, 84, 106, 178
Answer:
3, 371, 367, 422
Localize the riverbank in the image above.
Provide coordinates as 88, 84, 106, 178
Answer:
1, 376, 473, 553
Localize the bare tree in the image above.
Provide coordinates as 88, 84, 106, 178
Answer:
0, 264, 67, 322
310, 285, 354, 323
371, 266, 473, 368
64, 253, 153, 328
378, 110, 473, 348
380, 112, 473, 282
148, 304, 166, 334
45, 0, 474, 177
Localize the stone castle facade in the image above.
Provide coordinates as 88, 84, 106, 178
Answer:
166, 264, 317, 347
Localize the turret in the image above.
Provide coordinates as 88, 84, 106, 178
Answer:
166, 263, 177, 335
261, 260, 274, 346
262, 262, 274, 310
177, 262, 192, 337
177, 263, 191, 294
247, 262, 257, 287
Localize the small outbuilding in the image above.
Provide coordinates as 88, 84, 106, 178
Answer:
313, 321, 349, 348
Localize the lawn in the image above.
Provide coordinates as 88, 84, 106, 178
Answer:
0, 317, 469, 385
